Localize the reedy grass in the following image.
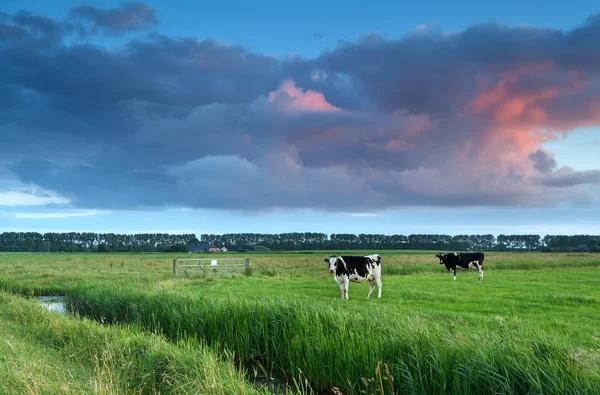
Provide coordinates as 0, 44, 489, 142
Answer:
67, 284, 600, 395
0, 291, 274, 395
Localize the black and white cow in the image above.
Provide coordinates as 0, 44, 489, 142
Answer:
436, 252, 484, 281
324, 254, 382, 299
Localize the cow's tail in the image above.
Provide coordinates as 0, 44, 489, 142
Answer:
479, 253, 485, 266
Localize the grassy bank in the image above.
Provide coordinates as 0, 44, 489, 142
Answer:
0, 291, 273, 394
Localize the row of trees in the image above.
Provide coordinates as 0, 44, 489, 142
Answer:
200, 233, 600, 252
0, 232, 597, 252
0, 232, 195, 253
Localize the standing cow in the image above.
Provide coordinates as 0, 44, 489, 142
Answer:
324, 254, 382, 299
436, 252, 484, 281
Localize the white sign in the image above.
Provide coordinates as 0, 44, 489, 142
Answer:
210, 259, 217, 266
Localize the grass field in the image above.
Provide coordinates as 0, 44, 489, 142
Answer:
0, 251, 599, 394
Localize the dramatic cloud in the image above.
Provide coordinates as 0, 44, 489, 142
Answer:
1, 5, 600, 213
69, 2, 158, 35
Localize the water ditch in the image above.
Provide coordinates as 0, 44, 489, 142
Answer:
36, 295, 68, 315
30, 294, 313, 394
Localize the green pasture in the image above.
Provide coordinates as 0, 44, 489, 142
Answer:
1, 250, 598, 287
0, 251, 599, 394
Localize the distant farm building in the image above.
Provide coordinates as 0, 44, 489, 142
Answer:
208, 247, 221, 253
220, 247, 228, 252
254, 245, 270, 252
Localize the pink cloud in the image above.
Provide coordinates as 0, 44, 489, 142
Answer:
469, 62, 559, 125
256, 62, 598, 209
460, 61, 600, 182
469, 61, 598, 133
268, 78, 340, 113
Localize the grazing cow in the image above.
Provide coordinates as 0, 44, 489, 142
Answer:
435, 252, 484, 281
324, 254, 382, 299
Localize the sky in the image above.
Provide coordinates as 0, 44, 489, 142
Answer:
1, 0, 599, 236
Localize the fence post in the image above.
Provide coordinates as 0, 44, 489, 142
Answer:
173, 259, 177, 275
245, 258, 250, 269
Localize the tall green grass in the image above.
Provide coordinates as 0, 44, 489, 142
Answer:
68, 284, 600, 395
0, 291, 273, 395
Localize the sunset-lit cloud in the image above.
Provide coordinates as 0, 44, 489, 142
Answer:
268, 78, 340, 113
1, 3, 599, 217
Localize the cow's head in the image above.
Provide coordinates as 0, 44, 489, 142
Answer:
435, 253, 447, 265
324, 256, 338, 273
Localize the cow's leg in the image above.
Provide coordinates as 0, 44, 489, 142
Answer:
478, 265, 484, 281
376, 276, 382, 298
367, 279, 375, 298
453, 268, 456, 281
343, 277, 349, 299
337, 279, 344, 299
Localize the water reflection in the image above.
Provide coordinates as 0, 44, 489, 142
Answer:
37, 296, 67, 315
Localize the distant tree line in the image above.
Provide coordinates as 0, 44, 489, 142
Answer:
200, 233, 600, 252
0, 232, 194, 253
0, 232, 598, 253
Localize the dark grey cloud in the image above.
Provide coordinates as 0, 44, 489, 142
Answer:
0, 10, 85, 45
529, 150, 557, 173
539, 168, 600, 188
1, 6, 600, 212
69, 2, 157, 35
0, 30, 283, 114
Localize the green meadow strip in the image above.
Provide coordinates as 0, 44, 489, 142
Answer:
0, 291, 273, 395
68, 284, 600, 395
0, 252, 598, 289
